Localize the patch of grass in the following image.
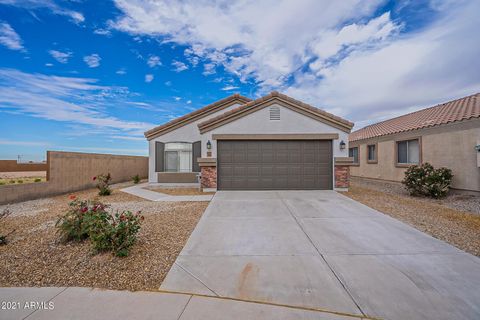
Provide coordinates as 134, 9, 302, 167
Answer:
0, 177, 46, 186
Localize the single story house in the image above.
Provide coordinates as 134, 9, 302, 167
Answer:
349, 93, 480, 194
144, 92, 354, 191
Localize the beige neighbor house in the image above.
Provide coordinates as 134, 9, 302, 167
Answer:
144, 92, 355, 191
349, 93, 480, 194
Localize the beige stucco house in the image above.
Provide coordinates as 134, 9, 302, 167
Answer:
349, 93, 480, 193
144, 92, 354, 191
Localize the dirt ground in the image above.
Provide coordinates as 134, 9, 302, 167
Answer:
0, 186, 209, 291
145, 187, 215, 196
0, 171, 47, 185
343, 182, 480, 257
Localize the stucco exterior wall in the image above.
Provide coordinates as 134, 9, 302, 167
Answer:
147, 103, 242, 182
0, 151, 148, 204
201, 104, 350, 159
350, 119, 480, 192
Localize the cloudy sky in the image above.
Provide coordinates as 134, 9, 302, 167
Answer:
0, 0, 479, 161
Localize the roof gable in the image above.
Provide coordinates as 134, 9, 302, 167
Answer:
144, 94, 252, 140
350, 93, 480, 142
197, 91, 354, 133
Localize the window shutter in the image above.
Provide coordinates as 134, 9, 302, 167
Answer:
155, 142, 165, 172
192, 141, 201, 172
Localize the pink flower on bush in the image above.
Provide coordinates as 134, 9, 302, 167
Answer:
92, 176, 97, 181
81, 207, 88, 213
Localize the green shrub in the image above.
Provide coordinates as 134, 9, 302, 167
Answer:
56, 196, 143, 257
93, 173, 112, 196
17, 180, 23, 184
0, 208, 12, 245
55, 196, 109, 242
88, 210, 143, 257
132, 174, 140, 184
402, 163, 453, 198
34, 178, 42, 182
9, 180, 15, 184
0, 182, 5, 186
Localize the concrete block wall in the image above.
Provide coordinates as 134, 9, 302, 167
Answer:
0, 151, 148, 205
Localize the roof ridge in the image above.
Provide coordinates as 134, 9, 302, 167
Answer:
350, 92, 479, 142
354, 92, 479, 132
144, 93, 252, 139
198, 91, 354, 132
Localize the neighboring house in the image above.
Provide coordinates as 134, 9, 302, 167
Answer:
349, 93, 480, 193
145, 92, 354, 191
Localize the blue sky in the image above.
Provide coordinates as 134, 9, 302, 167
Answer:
0, 0, 479, 161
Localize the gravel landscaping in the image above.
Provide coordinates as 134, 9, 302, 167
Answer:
0, 185, 208, 291
344, 180, 480, 257
145, 187, 215, 196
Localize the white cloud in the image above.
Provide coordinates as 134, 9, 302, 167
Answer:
83, 54, 101, 68
45, 63, 53, 67
49, 49, 72, 63
0, 0, 84, 24
147, 55, 162, 67
0, 139, 49, 147
0, 22, 24, 51
145, 74, 154, 82
164, 80, 172, 86
0, 68, 153, 134
112, 0, 480, 126
221, 85, 239, 91
186, 100, 192, 104
173, 96, 181, 101
116, 68, 126, 75
94, 28, 111, 36
171, 60, 188, 72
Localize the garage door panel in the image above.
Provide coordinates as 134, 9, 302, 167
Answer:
218, 140, 332, 190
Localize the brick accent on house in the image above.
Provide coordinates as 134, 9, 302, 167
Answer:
334, 165, 350, 189
201, 166, 217, 189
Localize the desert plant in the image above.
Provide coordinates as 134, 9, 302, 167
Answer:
93, 173, 112, 196
9, 180, 15, 184
17, 180, 23, 184
0, 208, 12, 245
34, 178, 42, 182
0, 182, 5, 185
402, 163, 453, 198
88, 210, 143, 257
55, 196, 109, 242
132, 174, 140, 184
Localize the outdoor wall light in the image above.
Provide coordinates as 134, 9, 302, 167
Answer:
339, 140, 346, 150
206, 140, 212, 150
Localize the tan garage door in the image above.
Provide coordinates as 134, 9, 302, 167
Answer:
217, 140, 332, 190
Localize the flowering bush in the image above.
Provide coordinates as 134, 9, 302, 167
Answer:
55, 196, 108, 242
89, 210, 144, 257
0, 207, 12, 245
56, 195, 143, 257
93, 173, 111, 196
402, 163, 453, 198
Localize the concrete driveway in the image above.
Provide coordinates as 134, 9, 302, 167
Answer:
161, 191, 480, 320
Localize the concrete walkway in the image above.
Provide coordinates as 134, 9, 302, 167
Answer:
0, 287, 365, 320
161, 190, 480, 320
120, 183, 213, 202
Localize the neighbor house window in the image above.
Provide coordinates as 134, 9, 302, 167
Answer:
367, 144, 377, 163
397, 139, 420, 165
164, 142, 192, 172
349, 147, 359, 164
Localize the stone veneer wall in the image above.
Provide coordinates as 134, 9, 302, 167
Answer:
0, 151, 148, 205
334, 165, 350, 189
200, 166, 217, 189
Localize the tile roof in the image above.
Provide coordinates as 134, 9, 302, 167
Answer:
349, 93, 480, 142
198, 91, 354, 133
144, 94, 252, 139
